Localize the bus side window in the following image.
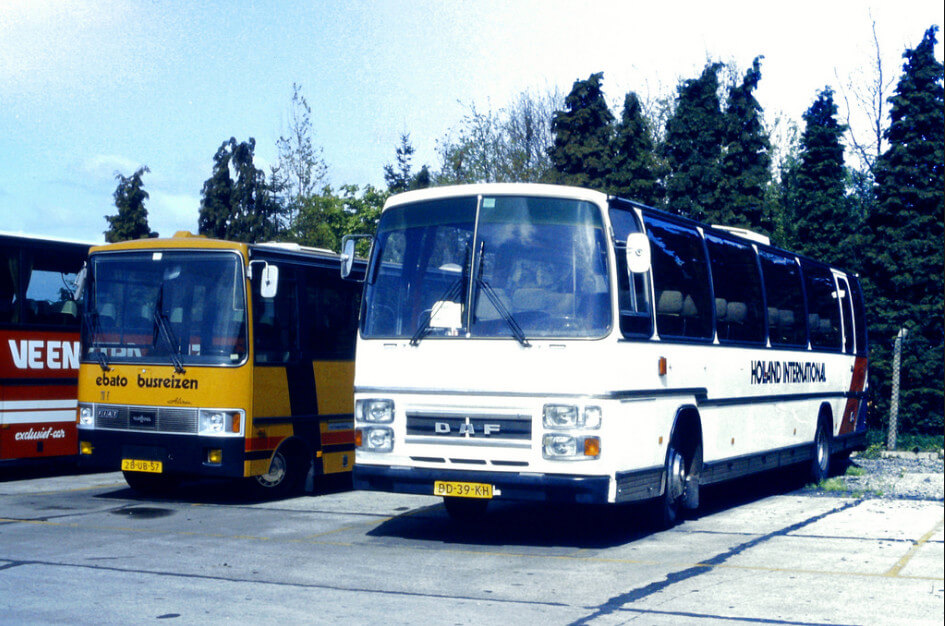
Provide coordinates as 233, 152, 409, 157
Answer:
759, 250, 807, 348
301, 267, 361, 360
22, 249, 83, 327
836, 275, 855, 354
705, 233, 765, 344
849, 277, 868, 356
0, 247, 17, 324
253, 265, 299, 364
801, 261, 842, 351
644, 216, 713, 341
609, 207, 652, 338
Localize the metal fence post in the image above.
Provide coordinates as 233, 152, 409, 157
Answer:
887, 327, 908, 450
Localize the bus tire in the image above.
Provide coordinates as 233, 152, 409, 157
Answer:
654, 426, 701, 529
810, 417, 832, 484
252, 446, 308, 498
122, 471, 180, 494
443, 497, 488, 522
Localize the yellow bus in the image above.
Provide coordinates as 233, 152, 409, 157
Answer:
76, 232, 363, 496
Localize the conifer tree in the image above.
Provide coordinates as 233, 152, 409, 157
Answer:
607, 91, 663, 206
663, 63, 725, 222
198, 137, 284, 242
866, 26, 944, 435
384, 133, 430, 193
718, 57, 773, 232
105, 166, 156, 242
549, 72, 614, 190
789, 88, 851, 268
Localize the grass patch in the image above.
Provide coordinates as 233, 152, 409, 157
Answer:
864, 429, 944, 453
845, 465, 866, 477
818, 477, 847, 492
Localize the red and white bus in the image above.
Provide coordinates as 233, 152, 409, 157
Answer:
1, 232, 89, 465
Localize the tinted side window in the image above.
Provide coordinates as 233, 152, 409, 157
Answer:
0, 246, 18, 324
801, 261, 841, 350
837, 275, 855, 354
301, 267, 361, 360
758, 250, 807, 348
609, 207, 653, 338
705, 233, 765, 344
849, 277, 868, 355
645, 217, 712, 340
253, 265, 299, 363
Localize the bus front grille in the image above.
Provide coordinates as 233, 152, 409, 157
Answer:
94, 405, 198, 434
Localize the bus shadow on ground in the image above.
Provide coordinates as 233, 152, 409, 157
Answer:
92, 472, 354, 506
367, 467, 816, 549
0, 461, 105, 483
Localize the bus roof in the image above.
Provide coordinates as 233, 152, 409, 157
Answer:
383, 183, 609, 211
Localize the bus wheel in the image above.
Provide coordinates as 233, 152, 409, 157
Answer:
443, 497, 488, 522
253, 448, 307, 497
122, 471, 180, 495
810, 419, 831, 484
654, 439, 700, 529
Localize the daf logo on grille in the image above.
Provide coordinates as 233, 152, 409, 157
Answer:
434, 417, 500, 437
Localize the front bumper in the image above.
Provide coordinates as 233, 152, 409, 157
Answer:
77, 428, 247, 478
354, 464, 610, 504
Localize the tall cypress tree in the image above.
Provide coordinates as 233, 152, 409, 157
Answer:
790, 88, 851, 268
663, 63, 725, 222
718, 57, 773, 233
866, 26, 944, 435
549, 72, 614, 190
105, 166, 156, 242
607, 91, 663, 206
198, 137, 285, 242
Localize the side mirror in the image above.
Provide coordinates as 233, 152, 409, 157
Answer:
340, 234, 372, 281
625, 232, 651, 274
340, 237, 357, 279
73, 264, 88, 301
260, 264, 279, 299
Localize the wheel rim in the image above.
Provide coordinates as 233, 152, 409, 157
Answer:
816, 427, 829, 473
668, 448, 687, 501
256, 452, 286, 488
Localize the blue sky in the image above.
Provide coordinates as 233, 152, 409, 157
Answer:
1, 0, 942, 244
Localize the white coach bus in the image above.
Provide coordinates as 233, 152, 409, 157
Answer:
341, 183, 868, 525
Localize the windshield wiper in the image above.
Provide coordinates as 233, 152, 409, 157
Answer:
410, 246, 471, 346
152, 286, 186, 374
410, 276, 466, 346
153, 309, 186, 374
81, 311, 110, 372
475, 242, 530, 348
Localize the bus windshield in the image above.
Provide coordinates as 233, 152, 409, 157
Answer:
362, 195, 611, 341
83, 250, 247, 366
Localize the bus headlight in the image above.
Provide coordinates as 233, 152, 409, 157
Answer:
198, 409, 244, 435
78, 404, 94, 428
542, 404, 602, 429
542, 434, 600, 460
357, 426, 393, 452
356, 399, 394, 423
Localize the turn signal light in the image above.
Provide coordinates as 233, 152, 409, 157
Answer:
584, 437, 601, 458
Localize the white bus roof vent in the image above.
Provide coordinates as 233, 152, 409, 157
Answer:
710, 225, 770, 246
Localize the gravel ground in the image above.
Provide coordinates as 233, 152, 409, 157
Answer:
815, 450, 945, 501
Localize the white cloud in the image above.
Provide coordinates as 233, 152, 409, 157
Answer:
148, 189, 200, 238
80, 154, 145, 184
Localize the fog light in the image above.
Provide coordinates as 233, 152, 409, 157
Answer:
207, 449, 223, 464
80, 441, 93, 455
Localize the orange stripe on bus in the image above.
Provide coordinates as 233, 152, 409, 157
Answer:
245, 436, 285, 452
320, 430, 354, 446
